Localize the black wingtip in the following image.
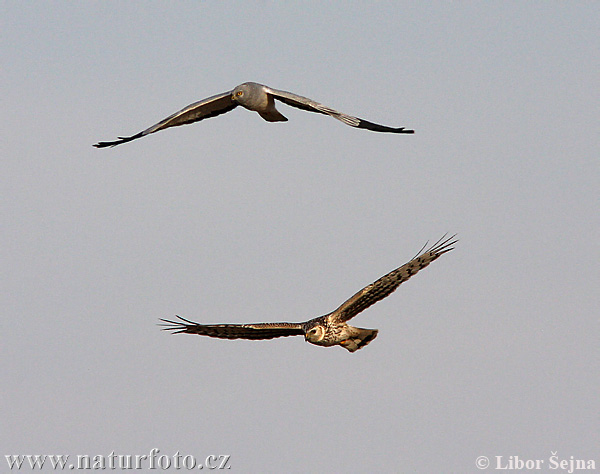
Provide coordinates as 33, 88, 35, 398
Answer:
93, 131, 144, 148
428, 233, 458, 256
158, 315, 201, 333
158, 316, 189, 334
356, 119, 415, 134
387, 127, 414, 134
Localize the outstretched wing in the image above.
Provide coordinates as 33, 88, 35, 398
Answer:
265, 86, 415, 134
159, 315, 305, 340
331, 234, 457, 323
94, 91, 237, 148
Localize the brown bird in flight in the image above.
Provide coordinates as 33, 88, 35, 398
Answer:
160, 235, 455, 352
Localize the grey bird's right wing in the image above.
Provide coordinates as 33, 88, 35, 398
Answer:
94, 91, 237, 148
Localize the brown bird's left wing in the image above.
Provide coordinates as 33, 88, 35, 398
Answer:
265, 86, 415, 134
331, 234, 457, 323
159, 315, 305, 340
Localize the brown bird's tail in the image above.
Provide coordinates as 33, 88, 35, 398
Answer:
340, 326, 379, 352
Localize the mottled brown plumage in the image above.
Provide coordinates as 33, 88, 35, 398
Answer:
160, 235, 456, 352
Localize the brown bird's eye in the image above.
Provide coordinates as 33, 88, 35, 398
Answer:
236, 91, 243, 96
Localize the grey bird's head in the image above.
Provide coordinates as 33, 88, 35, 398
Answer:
231, 82, 263, 108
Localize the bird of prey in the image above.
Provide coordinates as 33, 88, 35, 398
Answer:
160, 235, 456, 352
93, 82, 415, 148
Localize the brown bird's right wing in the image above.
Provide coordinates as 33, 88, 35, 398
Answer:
331, 234, 457, 323
94, 91, 237, 148
159, 315, 305, 340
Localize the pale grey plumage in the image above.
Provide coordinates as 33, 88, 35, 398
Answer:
94, 82, 414, 147
160, 235, 456, 352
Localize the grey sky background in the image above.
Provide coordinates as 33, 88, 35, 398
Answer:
3, 2, 598, 472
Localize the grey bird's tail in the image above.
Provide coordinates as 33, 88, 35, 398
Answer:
258, 110, 288, 122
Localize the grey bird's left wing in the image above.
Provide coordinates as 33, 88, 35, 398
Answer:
159, 315, 305, 340
265, 86, 415, 134
331, 234, 457, 323
93, 91, 237, 148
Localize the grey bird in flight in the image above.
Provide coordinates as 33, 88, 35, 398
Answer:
93, 82, 415, 148
160, 235, 455, 353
